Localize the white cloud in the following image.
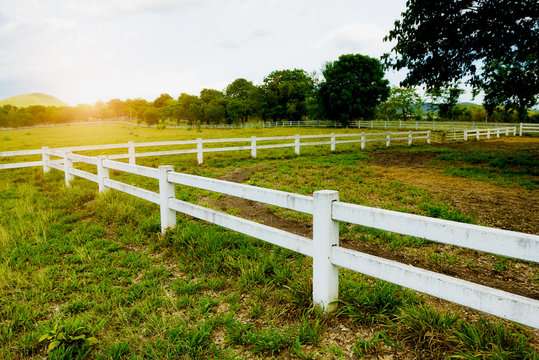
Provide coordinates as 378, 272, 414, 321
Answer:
314, 23, 388, 56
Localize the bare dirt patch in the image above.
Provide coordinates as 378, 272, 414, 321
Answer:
217, 164, 312, 238
212, 139, 538, 301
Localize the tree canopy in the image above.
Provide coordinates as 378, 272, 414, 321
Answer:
383, 0, 539, 120
377, 87, 423, 121
319, 54, 390, 125
261, 69, 315, 121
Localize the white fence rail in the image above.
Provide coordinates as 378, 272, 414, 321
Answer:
0, 131, 431, 170
445, 127, 517, 141
2, 144, 538, 329
351, 120, 539, 135
3, 119, 538, 135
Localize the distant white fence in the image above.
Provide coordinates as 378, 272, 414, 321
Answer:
444, 126, 517, 141
1, 136, 539, 329
2, 119, 538, 135
0, 131, 431, 170
351, 120, 539, 136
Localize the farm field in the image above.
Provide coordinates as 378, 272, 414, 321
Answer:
0, 123, 538, 359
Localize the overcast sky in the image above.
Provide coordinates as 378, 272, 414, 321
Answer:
0, 0, 476, 105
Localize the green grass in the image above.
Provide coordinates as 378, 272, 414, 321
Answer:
0, 124, 537, 358
404, 145, 539, 189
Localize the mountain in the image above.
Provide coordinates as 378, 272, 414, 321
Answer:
0, 93, 68, 107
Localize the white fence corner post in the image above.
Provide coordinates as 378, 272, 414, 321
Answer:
128, 141, 136, 165
159, 165, 176, 234
197, 138, 203, 164
427, 130, 431, 144
330, 133, 336, 152
361, 132, 365, 149
64, 152, 74, 186
408, 131, 412, 146
295, 134, 300, 155
42, 147, 50, 173
313, 190, 339, 313
386, 132, 390, 147
251, 136, 257, 158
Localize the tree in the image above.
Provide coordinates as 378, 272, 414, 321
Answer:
426, 87, 464, 120
383, 0, 539, 121
125, 98, 149, 123
319, 54, 390, 125
200, 89, 226, 124
225, 78, 254, 100
153, 93, 173, 108
177, 93, 201, 125
225, 78, 259, 123
107, 99, 124, 120
261, 69, 315, 121
143, 107, 160, 125
378, 87, 423, 121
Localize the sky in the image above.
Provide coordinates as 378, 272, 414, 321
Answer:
0, 0, 478, 106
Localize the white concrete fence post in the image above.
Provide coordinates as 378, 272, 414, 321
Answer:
361, 132, 365, 149
159, 165, 176, 234
330, 133, 336, 152
197, 138, 203, 164
408, 131, 412, 146
251, 136, 257, 158
427, 130, 431, 144
97, 155, 110, 193
386, 132, 390, 147
64, 152, 74, 186
42, 147, 50, 173
128, 141, 136, 165
295, 134, 300, 155
312, 190, 339, 312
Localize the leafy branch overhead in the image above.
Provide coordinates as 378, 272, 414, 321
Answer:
383, 0, 539, 120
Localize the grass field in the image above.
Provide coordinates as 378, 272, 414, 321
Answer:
0, 123, 538, 359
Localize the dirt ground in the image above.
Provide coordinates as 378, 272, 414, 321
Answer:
210, 138, 538, 301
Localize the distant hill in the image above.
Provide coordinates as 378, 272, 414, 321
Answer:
0, 93, 68, 107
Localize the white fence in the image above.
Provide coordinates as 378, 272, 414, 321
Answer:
0, 131, 431, 170
2, 119, 539, 135
351, 120, 539, 136
1, 139, 539, 329
444, 126, 517, 141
